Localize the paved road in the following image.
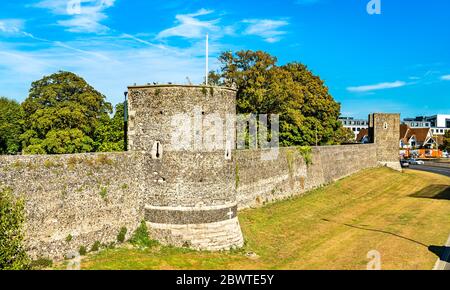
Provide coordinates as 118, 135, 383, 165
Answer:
409, 164, 450, 177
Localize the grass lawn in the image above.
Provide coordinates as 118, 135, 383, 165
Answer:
71, 167, 450, 270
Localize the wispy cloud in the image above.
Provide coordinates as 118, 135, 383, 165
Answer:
441, 75, 450, 81
34, 0, 115, 33
0, 34, 213, 103
0, 19, 25, 35
347, 81, 407, 93
157, 9, 220, 39
243, 19, 289, 43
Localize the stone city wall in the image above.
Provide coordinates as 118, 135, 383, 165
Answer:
0, 83, 397, 259
0, 144, 379, 259
236, 144, 378, 209
0, 152, 144, 260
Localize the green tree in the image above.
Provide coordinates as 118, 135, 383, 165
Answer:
0, 97, 24, 154
0, 188, 30, 270
331, 127, 356, 145
21, 71, 112, 154
209, 50, 346, 146
94, 103, 125, 152
442, 131, 450, 152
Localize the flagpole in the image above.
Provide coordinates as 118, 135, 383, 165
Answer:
205, 33, 209, 86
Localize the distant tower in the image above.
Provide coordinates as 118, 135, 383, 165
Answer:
127, 84, 243, 251
369, 113, 401, 171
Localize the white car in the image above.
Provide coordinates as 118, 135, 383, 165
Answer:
409, 159, 425, 165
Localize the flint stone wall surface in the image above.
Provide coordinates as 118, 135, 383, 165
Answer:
369, 113, 402, 171
127, 85, 236, 153
236, 144, 378, 209
140, 152, 235, 208
0, 144, 379, 259
0, 152, 144, 260
0, 84, 397, 259
127, 85, 243, 252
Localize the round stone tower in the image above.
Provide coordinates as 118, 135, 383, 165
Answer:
127, 84, 244, 251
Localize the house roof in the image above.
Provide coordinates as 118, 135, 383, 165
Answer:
400, 124, 409, 140
400, 124, 432, 144
356, 128, 369, 142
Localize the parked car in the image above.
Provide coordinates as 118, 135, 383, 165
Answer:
409, 159, 425, 165
400, 160, 410, 168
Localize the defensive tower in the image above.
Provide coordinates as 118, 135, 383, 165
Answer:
127, 84, 244, 250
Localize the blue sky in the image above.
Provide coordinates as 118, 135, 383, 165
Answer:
0, 0, 449, 118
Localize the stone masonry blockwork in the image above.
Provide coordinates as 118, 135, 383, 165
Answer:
0, 85, 400, 259
0, 153, 144, 260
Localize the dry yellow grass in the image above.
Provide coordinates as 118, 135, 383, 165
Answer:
77, 167, 450, 270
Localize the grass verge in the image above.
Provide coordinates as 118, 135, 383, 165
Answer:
70, 167, 450, 270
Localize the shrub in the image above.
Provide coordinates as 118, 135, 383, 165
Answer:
43, 160, 57, 168
66, 234, 73, 242
298, 146, 313, 166
99, 187, 108, 200
90, 241, 101, 252
67, 156, 81, 168
79, 246, 87, 256
0, 188, 30, 270
129, 221, 159, 248
30, 258, 53, 269
96, 155, 113, 166
117, 227, 127, 243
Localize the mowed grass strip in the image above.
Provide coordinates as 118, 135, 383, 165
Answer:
77, 167, 450, 270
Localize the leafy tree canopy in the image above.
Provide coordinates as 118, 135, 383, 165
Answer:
442, 131, 450, 152
94, 103, 125, 152
0, 97, 24, 154
209, 50, 351, 146
20, 71, 119, 154
0, 187, 30, 270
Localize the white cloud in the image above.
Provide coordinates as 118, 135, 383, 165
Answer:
34, 0, 115, 33
0, 19, 25, 35
347, 81, 407, 93
157, 9, 220, 39
441, 75, 450, 81
0, 35, 215, 104
243, 19, 289, 43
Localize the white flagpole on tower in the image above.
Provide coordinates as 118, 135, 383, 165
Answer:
205, 33, 209, 86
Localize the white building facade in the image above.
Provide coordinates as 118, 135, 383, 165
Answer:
403, 114, 450, 136
339, 117, 369, 139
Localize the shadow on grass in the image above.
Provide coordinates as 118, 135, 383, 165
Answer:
409, 185, 450, 200
321, 219, 428, 247
322, 219, 450, 267
428, 246, 450, 263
